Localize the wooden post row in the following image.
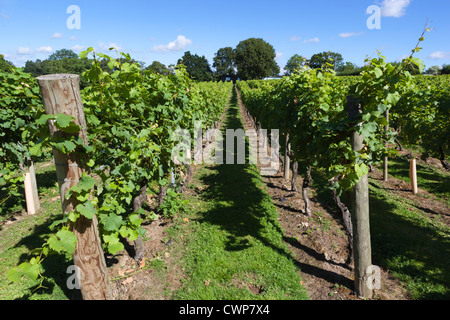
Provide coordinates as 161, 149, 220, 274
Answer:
347, 96, 373, 299
410, 158, 418, 194
36, 74, 112, 300
284, 133, 290, 180
383, 110, 389, 182
24, 162, 40, 215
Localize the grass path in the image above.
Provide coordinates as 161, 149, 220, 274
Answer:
170, 86, 308, 300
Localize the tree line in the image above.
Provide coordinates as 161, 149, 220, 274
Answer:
2, 37, 450, 81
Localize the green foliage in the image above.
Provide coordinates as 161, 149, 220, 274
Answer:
0, 54, 15, 73
213, 47, 236, 80
425, 65, 441, 75
158, 188, 188, 219
394, 74, 450, 163
309, 51, 344, 70
24, 49, 91, 77
235, 38, 280, 80
284, 54, 307, 76
237, 35, 429, 194
441, 64, 450, 75
3, 47, 232, 289
337, 62, 362, 76
0, 69, 43, 213
145, 61, 171, 75
48, 49, 79, 61
178, 51, 213, 82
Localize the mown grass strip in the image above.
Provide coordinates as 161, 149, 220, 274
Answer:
171, 87, 308, 300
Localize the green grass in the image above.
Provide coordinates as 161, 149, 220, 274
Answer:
369, 179, 450, 299
305, 157, 450, 300
0, 163, 76, 300
170, 87, 308, 300
386, 156, 450, 206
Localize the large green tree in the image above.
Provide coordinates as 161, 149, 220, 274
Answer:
145, 61, 171, 75
24, 49, 91, 77
177, 51, 213, 82
47, 49, 78, 61
309, 51, 343, 70
235, 38, 280, 80
284, 54, 307, 75
441, 64, 450, 75
213, 47, 236, 81
337, 62, 362, 76
425, 65, 441, 75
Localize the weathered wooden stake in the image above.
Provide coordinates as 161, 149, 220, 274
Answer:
409, 158, 418, 194
284, 133, 290, 180
24, 162, 40, 215
347, 96, 373, 299
37, 74, 112, 300
383, 110, 389, 182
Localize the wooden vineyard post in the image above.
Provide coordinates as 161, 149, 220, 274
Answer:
37, 74, 112, 300
409, 158, 418, 194
24, 161, 40, 215
347, 96, 373, 299
383, 110, 389, 182
284, 133, 290, 180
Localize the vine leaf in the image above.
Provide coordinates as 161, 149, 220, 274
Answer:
76, 201, 96, 219
100, 213, 123, 231
66, 173, 95, 200
48, 229, 77, 256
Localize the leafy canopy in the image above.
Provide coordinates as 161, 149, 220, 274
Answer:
235, 38, 280, 80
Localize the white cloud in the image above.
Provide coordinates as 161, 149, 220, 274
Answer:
72, 45, 87, 52
151, 35, 192, 52
99, 42, 122, 51
16, 47, 32, 55
36, 46, 53, 53
380, 0, 411, 18
303, 37, 320, 44
70, 36, 78, 41
51, 32, 64, 39
339, 31, 364, 38
289, 36, 301, 42
428, 51, 450, 60
275, 52, 283, 60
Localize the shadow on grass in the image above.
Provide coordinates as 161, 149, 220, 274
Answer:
301, 163, 450, 299
194, 87, 353, 292
369, 181, 450, 300
10, 211, 82, 300
259, 135, 450, 299
389, 157, 450, 198
1, 167, 58, 221
1, 164, 82, 300
196, 88, 285, 253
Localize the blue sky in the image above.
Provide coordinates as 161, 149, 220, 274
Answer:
1, 0, 450, 72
